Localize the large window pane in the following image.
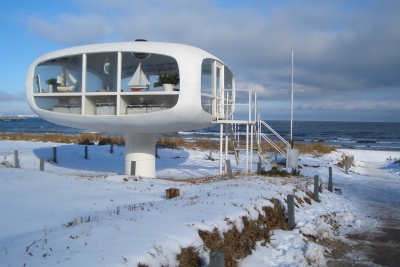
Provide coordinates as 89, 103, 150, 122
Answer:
121, 53, 179, 92
86, 53, 118, 92
34, 55, 82, 93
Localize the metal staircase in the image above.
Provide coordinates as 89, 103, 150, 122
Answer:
213, 89, 290, 175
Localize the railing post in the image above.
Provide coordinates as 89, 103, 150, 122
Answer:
219, 123, 223, 175
245, 124, 249, 174
248, 90, 251, 122
254, 92, 257, 122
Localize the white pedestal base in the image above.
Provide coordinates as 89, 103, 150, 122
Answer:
125, 133, 156, 178
286, 148, 299, 169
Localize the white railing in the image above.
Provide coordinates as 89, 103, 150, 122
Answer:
260, 121, 290, 147
212, 88, 290, 173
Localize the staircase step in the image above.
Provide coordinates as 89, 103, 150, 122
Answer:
234, 147, 259, 151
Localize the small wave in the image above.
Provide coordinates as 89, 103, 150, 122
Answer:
335, 138, 353, 141
356, 140, 376, 144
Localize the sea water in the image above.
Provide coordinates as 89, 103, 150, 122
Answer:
1, 118, 399, 151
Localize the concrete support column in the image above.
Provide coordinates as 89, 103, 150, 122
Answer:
125, 133, 156, 178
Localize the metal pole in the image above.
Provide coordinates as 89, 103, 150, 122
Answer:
84, 146, 88, 160
314, 175, 319, 201
225, 124, 228, 161
210, 252, 224, 267
130, 161, 136, 176
248, 90, 251, 122
110, 143, 114, 153
53, 147, 57, 163
254, 93, 257, 122
328, 167, 333, 192
226, 159, 233, 179
250, 121, 253, 174
13, 150, 18, 168
40, 158, 44, 171
287, 194, 295, 229
246, 124, 249, 174
219, 123, 223, 175
290, 50, 294, 146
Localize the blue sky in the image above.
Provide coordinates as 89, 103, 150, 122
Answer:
1, 0, 399, 122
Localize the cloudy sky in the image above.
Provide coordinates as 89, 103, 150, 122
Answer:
1, 0, 399, 122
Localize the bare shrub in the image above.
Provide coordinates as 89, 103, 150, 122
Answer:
0, 133, 125, 146
156, 135, 186, 149
260, 141, 336, 156
176, 246, 205, 267
192, 139, 219, 151
297, 142, 336, 155
98, 137, 112, 146
198, 198, 287, 266
303, 197, 312, 205
294, 195, 304, 206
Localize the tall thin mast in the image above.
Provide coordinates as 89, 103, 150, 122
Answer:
290, 50, 294, 148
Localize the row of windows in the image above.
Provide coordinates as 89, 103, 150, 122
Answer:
33, 52, 234, 117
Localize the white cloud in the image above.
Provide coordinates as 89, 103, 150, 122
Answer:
26, 13, 111, 45
20, 0, 400, 121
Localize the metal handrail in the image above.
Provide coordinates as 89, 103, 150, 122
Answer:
260, 133, 287, 157
260, 120, 290, 147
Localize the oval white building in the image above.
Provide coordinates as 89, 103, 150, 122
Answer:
25, 41, 236, 178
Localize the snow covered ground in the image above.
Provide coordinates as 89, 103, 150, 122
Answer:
0, 140, 399, 266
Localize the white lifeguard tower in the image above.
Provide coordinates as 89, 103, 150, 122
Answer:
26, 40, 296, 178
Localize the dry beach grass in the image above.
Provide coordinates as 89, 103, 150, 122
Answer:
0, 133, 336, 155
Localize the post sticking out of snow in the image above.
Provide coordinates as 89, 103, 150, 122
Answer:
287, 194, 295, 229
226, 159, 233, 179
209, 150, 213, 160
130, 161, 136, 176
314, 175, 320, 201
53, 147, 57, 163
40, 158, 44, 171
210, 252, 224, 267
110, 143, 114, 154
328, 167, 333, 192
13, 150, 18, 168
84, 146, 88, 160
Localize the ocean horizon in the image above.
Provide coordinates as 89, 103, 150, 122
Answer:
1, 117, 399, 151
